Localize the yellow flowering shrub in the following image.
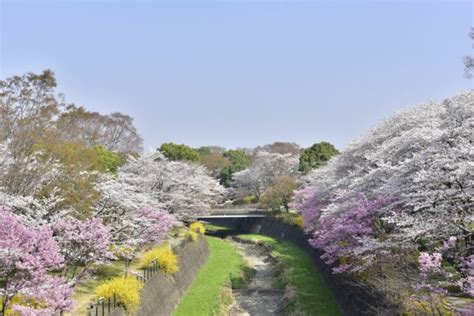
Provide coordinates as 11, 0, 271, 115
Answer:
189, 221, 206, 234
95, 276, 143, 312
294, 215, 304, 229
3, 295, 45, 315
139, 245, 179, 274
184, 230, 198, 242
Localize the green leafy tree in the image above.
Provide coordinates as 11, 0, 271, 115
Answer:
94, 145, 122, 173
259, 176, 297, 212
159, 143, 200, 162
218, 150, 250, 187
200, 146, 226, 154
298, 142, 339, 173
196, 146, 212, 156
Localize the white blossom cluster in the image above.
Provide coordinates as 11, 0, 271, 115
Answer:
95, 151, 226, 221
232, 151, 299, 197
303, 91, 473, 247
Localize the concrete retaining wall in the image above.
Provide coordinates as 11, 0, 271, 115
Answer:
135, 237, 209, 316
202, 216, 394, 316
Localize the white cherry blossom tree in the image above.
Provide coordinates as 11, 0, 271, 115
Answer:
232, 151, 299, 197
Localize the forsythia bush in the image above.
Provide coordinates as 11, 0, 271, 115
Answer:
184, 230, 198, 242
3, 295, 45, 315
140, 245, 179, 274
294, 215, 304, 229
95, 276, 143, 312
189, 221, 206, 234
270, 211, 304, 229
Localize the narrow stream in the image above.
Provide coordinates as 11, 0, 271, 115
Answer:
230, 240, 284, 316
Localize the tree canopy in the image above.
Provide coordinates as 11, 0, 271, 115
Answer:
233, 151, 299, 197
218, 149, 251, 187
159, 142, 200, 162
298, 141, 339, 173
259, 176, 297, 211
255, 142, 301, 155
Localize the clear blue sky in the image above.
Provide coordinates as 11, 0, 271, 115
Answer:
1, 1, 472, 151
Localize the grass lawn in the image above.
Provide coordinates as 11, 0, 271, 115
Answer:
173, 236, 246, 316
238, 234, 341, 316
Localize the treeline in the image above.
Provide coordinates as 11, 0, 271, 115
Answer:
159, 141, 339, 178
157, 141, 339, 210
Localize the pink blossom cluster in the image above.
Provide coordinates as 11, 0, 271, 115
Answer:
291, 186, 326, 233
441, 236, 457, 251
464, 255, 474, 297
1, 204, 175, 314
416, 245, 474, 299
54, 217, 113, 281
0, 206, 74, 314
138, 207, 175, 244
305, 194, 390, 273
418, 252, 442, 273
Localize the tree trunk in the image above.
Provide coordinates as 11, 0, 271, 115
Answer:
2, 294, 11, 316
124, 259, 131, 277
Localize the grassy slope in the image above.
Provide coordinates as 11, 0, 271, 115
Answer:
238, 234, 341, 316
173, 236, 245, 316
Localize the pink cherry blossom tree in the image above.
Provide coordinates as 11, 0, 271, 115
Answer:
107, 207, 175, 274
0, 206, 73, 315
54, 217, 113, 284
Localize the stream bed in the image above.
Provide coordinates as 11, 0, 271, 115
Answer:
229, 240, 285, 316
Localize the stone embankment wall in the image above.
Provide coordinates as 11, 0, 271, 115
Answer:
203, 216, 395, 316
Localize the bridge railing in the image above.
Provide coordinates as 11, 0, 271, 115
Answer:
208, 208, 267, 215
211, 203, 259, 209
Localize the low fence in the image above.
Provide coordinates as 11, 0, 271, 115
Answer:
86, 295, 123, 316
